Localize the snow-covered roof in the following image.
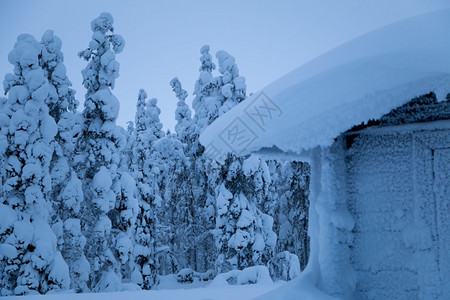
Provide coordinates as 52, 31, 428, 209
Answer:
199, 9, 450, 157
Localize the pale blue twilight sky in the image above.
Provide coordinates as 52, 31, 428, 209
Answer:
1, 0, 450, 129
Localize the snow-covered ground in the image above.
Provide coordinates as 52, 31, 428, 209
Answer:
2, 282, 284, 300
1, 276, 340, 300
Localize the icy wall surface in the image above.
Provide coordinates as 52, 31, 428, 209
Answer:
345, 123, 450, 299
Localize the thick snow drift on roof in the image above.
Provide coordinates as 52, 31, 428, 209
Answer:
200, 9, 450, 156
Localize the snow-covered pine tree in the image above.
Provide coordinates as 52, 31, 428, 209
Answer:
40, 30, 78, 123
130, 90, 160, 289
192, 48, 247, 129
75, 12, 134, 291
214, 155, 276, 273
215, 50, 246, 116
192, 45, 220, 132
145, 97, 165, 145
275, 161, 310, 271
0, 34, 70, 295
120, 121, 134, 172
170, 77, 195, 152
132, 89, 148, 174
39, 30, 89, 292
151, 131, 187, 275
114, 172, 138, 281
170, 75, 219, 274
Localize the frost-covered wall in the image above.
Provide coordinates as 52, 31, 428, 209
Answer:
310, 140, 355, 298
343, 122, 450, 299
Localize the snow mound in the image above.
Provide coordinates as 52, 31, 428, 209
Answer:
200, 9, 450, 155
210, 265, 273, 287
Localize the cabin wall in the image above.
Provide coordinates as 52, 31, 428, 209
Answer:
315, 140, 356, 298
343, 122, 450, 299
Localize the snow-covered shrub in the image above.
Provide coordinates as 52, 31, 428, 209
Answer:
176, 268, 195, 283
267, 251, 301, 282
210, 265, 273, 286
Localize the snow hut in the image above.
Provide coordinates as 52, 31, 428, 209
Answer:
200, 10, 450, 299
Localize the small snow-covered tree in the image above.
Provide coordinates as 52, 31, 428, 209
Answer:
75, 12, 131, 291
0, 34, 69, 295
131, 89, 149, 174
215, 155, 276, 273
144, 97, 165, 145
273, 161, 310, 271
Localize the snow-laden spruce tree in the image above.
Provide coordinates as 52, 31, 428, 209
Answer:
257, 160, 308, 280
75, 12, 135, 291
38, 30, 89, 292
40, 29, 82, 178
215, 50, 246, 116
170, 78, 194, 150
192, 45, 219, 132
0, 34, 70, 295
144, 97, 165, 144
150, 131, 187, 275
192, 46, 246, 133
275, 161, 310, 271
40, 30, 79, 123
120, 121, 134, 172
215, 155, 276, 273
170, 76, 218, 273
129, 89, 161, 289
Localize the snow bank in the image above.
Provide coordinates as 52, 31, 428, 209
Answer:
200, 9, 450, 155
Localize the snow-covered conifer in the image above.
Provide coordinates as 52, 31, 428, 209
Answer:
151, 132, 187, 275
170, 77, 194, 147
192, 46, 246, 133
38, 30, 89, 291
40, 30, 78, 123
145, 97, 165, 144
274, 162, 310, 271
0, 34, 69, 295
130, 90, 162, 289
215, 156, 276, 272
120, 121, 134, 171
192, 45, 219, 132
215, 50, 246, 116
75, 12, 132, 291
